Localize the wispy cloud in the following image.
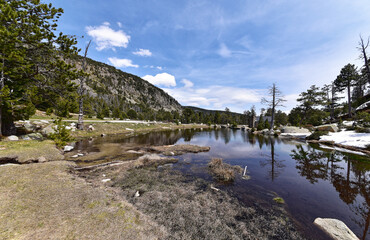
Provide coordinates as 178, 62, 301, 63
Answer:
133, 48, 152, 57
181, 79, 194, 88
86, 23, 130, 51
108, 57, 138, 68
218, 43, 231, 58
162, 84, 264, 112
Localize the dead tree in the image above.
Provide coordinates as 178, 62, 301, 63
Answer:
77, 40, 91, 130
261, 83, 286, 130
358, 35, 370, 85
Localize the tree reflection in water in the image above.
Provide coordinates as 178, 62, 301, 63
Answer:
291, 145, 370, 240
259, 137, 285, 181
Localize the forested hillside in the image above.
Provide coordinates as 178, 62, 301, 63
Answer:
69, 55, 182, 120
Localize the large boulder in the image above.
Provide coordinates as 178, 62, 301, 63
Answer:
27, 133, 44, 141
6, 135, 19, 141
41, 125, 56, 136
314, 218, 358, 240
316, 124, 338, 132
281, 126, 310, 134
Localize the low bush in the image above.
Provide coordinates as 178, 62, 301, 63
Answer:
48, 118, 73, 148
208, 158, 242, 182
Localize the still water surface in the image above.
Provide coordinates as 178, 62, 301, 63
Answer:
75, 128, 370, 239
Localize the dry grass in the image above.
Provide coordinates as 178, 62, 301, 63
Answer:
108, 167, 304, 240
71, 122, 209, 138
149, 144, 210, 156
0, 161, 166, 240
208, 158, 243, 182
0, 140, 63, 164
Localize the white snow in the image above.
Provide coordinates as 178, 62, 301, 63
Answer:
318, 144, 366, 156
320, 130, 370, 149
342, 121, 355, 127
280, 133, 311, 138
356, 100, 370, 111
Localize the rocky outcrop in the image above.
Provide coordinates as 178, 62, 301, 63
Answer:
70, 55, 182, 113
315, 124, 338, 132
281, 126, 311, 134
313, 218, 358, 240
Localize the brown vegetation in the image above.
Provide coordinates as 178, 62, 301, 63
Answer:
149, 144, 210, 156
208, 158, 243, 182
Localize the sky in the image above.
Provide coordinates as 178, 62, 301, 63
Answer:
49, 0, 370, 113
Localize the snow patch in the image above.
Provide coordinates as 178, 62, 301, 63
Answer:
320, 130, 370, 149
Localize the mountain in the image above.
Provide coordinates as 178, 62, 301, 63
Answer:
70, 55, 182, 118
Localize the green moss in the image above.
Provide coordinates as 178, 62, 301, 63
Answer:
273, 197, 285, 204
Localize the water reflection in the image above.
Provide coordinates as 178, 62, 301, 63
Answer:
291, 146, 370, 240
260, 138, 285, 181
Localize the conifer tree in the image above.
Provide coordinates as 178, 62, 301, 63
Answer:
0, 0, 79, 135
334, 64, 359, 118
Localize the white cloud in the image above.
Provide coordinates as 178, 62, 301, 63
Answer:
162, 85, 263, 111
108, 57, 139, 68
142, 73, 176, 87
133, 49, 152, 57
86, 23, 130, 51
181, 79, 194, 88
117, 21, 122, 28
157, 66, 163, 70
218, 43, 231, 57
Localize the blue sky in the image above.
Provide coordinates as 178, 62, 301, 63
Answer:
49, 0, 370, 113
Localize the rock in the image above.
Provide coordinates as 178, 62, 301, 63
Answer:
313, 218, 359, 240
88, 125, 95, 131
101, 133, 106, 137
37, 156, 47, 163
7, 135, 19, 141
77, 153, 84, 157
134, 191, 140, 197
261, 129, 270, 134
41, 125, 56, 136
27, 133, 44, 140
24, 121, 35, 133
125, 128, 134, 131
20, 135, 31, 140
316, 124, 339, 132
64, 145, 74, 152
281, 126, 311, 134
101, 179, 111, 183
71, 155, 79, 158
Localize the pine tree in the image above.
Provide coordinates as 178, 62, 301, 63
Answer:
0, 0, 79, 135
334, 64, 359, 118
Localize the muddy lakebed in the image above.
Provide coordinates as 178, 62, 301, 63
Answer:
67, 128, 369, 240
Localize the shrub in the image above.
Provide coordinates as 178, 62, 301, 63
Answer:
208, 158, 242, 182
306, 130, 328, 140
49, 118, 73, 148
127, 109, 137, 119
46, 108, 53, 116
357, 111, 370, 127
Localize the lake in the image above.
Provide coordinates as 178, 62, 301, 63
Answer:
73, 128, 370, 239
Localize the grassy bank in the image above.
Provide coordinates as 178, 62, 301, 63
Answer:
70, 122, 209, 139
0, 161, 166, 240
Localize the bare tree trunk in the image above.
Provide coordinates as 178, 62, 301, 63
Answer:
77, 40, 91, 130
330, 83, 335, 121
359, 36, 370, 85
271, 84, 275, 130
347, 81, 352, 118
0, 58, 4, 136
